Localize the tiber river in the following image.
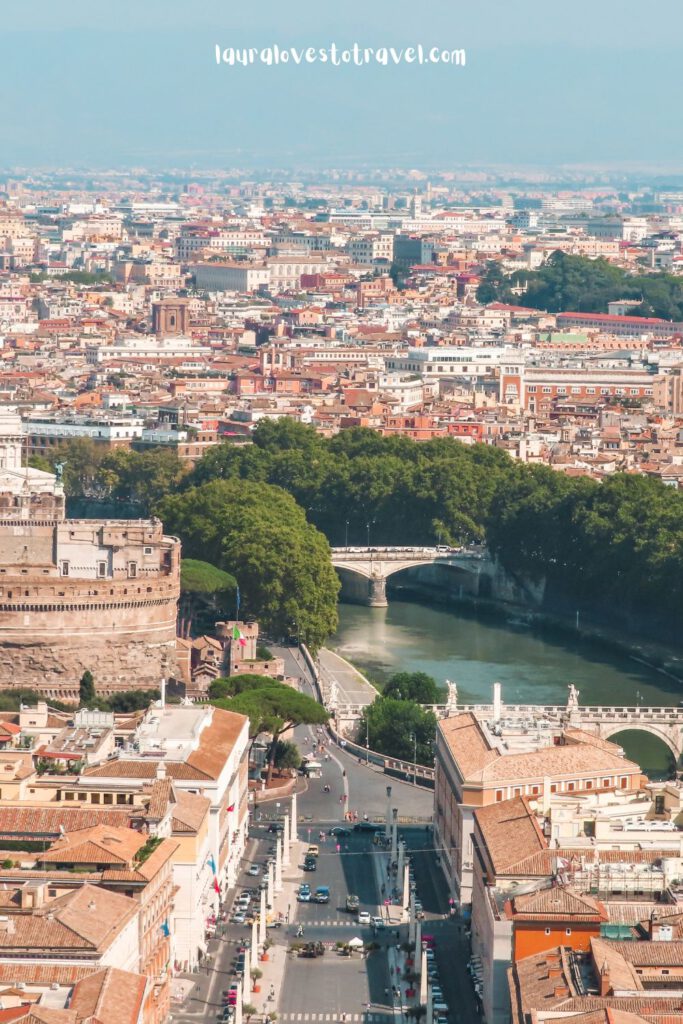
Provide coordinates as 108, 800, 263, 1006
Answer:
332, 598, 683, 778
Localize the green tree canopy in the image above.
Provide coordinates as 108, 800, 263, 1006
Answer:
383, 672, 441, 704
211, 676, 328, 779
157, 479, 340, 650
79, 670, 95, 706
179, 559, 237, 636
359, 697, 436, 766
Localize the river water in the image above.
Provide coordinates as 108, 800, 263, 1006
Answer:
332, 598, 683, 777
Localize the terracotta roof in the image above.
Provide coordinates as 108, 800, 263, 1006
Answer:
70, 967, 147, 1024
474, 796, 547, 875
0, 807, 135, 839
509, 886, 607, 922
171, 791, 210, 834
437, 713, 500, 779
0, 884, 136, 953
185, 707, 248, 780
36, 826, 145, 867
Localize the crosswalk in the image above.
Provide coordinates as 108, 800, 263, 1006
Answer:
296, 919, 365, 928
278, 1015, 391, 1022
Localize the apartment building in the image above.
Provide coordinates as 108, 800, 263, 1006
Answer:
433, 712, 641, 910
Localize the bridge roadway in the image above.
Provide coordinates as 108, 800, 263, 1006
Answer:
330, 545, 487, 606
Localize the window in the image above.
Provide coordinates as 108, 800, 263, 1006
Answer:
542, 386, 552, 393
567, 782, 575, 792
531, 786, 540, 795
144, 546, 153, 555
551, 784, 558, 793
620, 777, 628, 789
586, 780, 593, 790
97, 561, 107, 578
544, 927, 551, 935
655, 795, 665, 815
602, 778, 611, 788
527, 385, 537, 393
565, 928, 572, 936
60, 561, 70, 577
128, 562, 138, 579
513, 787, 522, 796
495, 790, 503, 802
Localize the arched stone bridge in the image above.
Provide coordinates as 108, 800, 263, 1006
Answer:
329, 682, 683, 762
330, 545, 487, 606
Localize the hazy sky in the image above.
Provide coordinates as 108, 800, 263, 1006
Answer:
2, 0, 682, 169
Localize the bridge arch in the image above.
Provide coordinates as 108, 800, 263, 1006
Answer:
596, 723, 681, 776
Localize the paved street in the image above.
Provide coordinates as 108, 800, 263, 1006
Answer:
171, 642, 476, 1024
318, 648, 377, 706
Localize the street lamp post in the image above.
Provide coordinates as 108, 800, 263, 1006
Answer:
366, 716, 370, 764
411, 733, 417, 786
366, 521, 371, 549
345, 520, 349, 547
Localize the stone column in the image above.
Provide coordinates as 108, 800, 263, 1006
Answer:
267, 862, 274, 905
426, 990, 434, 1024
242, 959, 250, 1004
290, 792, 298, 846
258, 888, 267, 946
283, 815, 291, 866
391, 808, 399, 865
414, 918, 422, 959
368, 576, 388, 607
419, 947, 428, 1004
408, 895, 416, 946
401, 860, 410, 916
235, 992, 243, 1024
275, 836, 283, 893
493, 681, 502, 722
385, 786, 393, 840
250, 918, 258, 970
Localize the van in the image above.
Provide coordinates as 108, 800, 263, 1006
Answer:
307, 845, 320, 858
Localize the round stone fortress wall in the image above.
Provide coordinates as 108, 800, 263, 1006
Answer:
0, 573, 180, 698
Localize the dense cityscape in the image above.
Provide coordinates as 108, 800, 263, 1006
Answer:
0, 163, 682, 1024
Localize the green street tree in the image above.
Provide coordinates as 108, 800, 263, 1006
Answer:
358, 697, 436, 766
383, 672, 441, 704
272, 740, 301, 770
211, 676, 328, 780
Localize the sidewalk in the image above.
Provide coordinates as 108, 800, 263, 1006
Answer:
247, 840, 307, 1018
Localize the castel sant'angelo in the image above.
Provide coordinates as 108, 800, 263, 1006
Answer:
0, 408, 181, 698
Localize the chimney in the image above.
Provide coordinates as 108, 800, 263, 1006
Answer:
553, 985, 569, 999
548, 967, 562, 978
599, 961, 611, 997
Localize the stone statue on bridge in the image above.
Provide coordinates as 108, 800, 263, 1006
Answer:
445, 679, 458, 715
566, 683, 580, 725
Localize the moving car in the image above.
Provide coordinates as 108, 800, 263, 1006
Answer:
297, 884, 311, 902
345, 894, 360, 912
313, 886, 330, 904
268, 822, 284, 833
247, 864, 260, 876
328, 827, 351, 837
357, 910, 371, 925
371, 915, 384, 929
303, 856, 317, 872
231, 912, 246, 925
353, 821, 383, 832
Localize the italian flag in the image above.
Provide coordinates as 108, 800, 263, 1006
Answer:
233, 625, 247, 647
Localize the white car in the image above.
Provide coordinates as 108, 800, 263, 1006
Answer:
232, 912, 246, 925
247, 864, 260, 877
371, 916, 384, 929
357, 911, 371, 925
